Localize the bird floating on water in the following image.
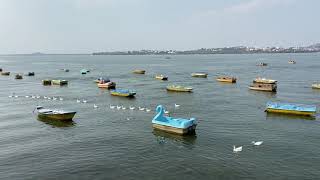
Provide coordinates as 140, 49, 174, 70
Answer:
251, 141, 263, 146
25, 95, 29, 98
116, 105, 121, 110
76, 99, 81, 103
82, 100, 87, 103
110, 105, 115, 109
93, 104, 98, 109
59, 97, 63, 101
146, 108, 151, 112
233, 145, 242, 153
129, 106, 135, 110
53, 97, 57, 101
138, 107, 145, 111
174, 104, 180, 108
164, 110, 169, 114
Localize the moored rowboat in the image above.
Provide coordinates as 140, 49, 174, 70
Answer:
216, 76, 237, 83
34, 106, 76, 121
265, 102, 316, 116
166, 85, 193, 92
110, 89, 136, 97
191, 72, 208, 78
1, 72, 10, 76
155, 75, 168, 81
51, 80, 68, 86
15, 74, 23, 79
133, 69, 146, 74
97, 81, 116, 89
312, 83, 320, 89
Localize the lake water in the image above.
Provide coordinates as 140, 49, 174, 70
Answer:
0, 54, 320, 179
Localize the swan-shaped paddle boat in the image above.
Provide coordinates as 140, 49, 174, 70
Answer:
152, 105, 197, 135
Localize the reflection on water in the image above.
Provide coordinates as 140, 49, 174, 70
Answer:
265, 112, 316, 121
152, 129, 197, 145
38, 117, 76, 128
248, 89, 277, 98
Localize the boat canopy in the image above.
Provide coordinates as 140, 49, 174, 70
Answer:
266, 102, 316, 112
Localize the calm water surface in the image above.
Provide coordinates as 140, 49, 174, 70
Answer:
0, 54, 320, 179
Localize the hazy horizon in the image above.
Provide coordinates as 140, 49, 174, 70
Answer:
0, 0, 319, 54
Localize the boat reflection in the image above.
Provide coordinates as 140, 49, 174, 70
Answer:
248, 89, 277, 98
152, 129, 197, 145
266, 113, 316, 121
38, 117, 76, 128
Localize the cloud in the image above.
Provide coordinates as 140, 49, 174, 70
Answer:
223, 0, 295, 14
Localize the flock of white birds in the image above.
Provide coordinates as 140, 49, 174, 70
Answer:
8, 93, 180, 114
9, 93, 264, 151
233, 141, 264, 153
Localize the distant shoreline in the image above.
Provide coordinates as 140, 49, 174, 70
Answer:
1, 43, 320, 56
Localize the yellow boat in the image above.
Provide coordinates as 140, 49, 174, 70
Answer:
312, 83, 320, 89
42, 79, 52, 86
110, 89, 136, 97
191, 72, 208, 78
97, 82, 116, 89
166, 85, 193, 92
216, 76, 237, 83
155, 75, 168, 81
1, 72, 10, 76
51, 80, 68, 86
133, 69, 146, 74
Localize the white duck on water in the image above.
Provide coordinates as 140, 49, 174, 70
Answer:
233, 145, 243, 153
252, 141, 263, 146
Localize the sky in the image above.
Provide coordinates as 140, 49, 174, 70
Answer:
0, 0, 319, 54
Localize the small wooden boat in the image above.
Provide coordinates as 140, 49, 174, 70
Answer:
253, 77, 277, 84
152, 105, 196, 135
216, 76, 237, 83
34, 106, 76, 121
133, 69, 146, 74
51, 80, 68, 86
257, 62, 268, 66
191, 72, 208, 78
288, 60, 296, 64
26, 72, 35, 76
81, 69, 88, 74
155, 74, 168, 81
97, 81, 116, 89
42, 79, 52, 86
62, 69, 69, 72
15, 74, 23, 79
265, 102, 316, 116
167, 85, 192, 92
94, 77, 110, 83
110, 89, 136, 97
249, 83, 277, 92
311, 83, 320, 89
1, 72, 10, 76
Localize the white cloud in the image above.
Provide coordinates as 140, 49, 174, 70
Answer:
223, 0, 295, 14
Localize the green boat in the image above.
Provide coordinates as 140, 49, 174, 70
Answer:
166, 85, 193, 92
